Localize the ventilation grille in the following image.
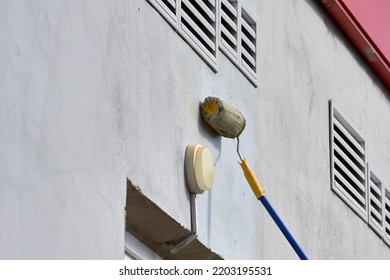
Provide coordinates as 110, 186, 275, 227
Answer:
147, 0, 258, 85
367, 167, 384, 236
220, 0, 238, 58
330, 101, 367, 220
240, 8, 256, 78
385, 187, 390, 246
180, 0, 217, 66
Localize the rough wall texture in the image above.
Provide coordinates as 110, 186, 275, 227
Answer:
0, 0, 128, 259
1, 0, 390, 259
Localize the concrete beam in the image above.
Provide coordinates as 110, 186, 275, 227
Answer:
126, 179, 222, 260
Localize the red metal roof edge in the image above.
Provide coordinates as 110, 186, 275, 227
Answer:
321, 0, 390, 89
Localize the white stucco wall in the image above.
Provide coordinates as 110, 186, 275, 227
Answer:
0, 0, 127, 259
1, 0, 390, 259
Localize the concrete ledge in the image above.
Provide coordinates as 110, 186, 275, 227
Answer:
126, 179, 223, 260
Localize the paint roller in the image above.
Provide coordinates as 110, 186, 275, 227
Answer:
200, 96, 308, 260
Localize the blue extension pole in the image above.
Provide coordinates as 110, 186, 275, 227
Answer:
259, 196, 308, 260
239, 158, 308, 259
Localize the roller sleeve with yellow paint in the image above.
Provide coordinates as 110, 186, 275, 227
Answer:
200, 96, 246, 139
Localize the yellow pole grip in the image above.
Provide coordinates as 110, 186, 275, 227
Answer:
239, 159, 265, 199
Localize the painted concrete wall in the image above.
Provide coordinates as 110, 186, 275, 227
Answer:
0, 0, 127, 259
1, 0, 390, 259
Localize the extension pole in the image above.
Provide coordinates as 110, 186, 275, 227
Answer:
259, 196, 308, 260
240, 159, 308, 260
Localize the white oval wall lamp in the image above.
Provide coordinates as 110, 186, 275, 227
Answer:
170, 144, 214, 254
185, 144, 214, 194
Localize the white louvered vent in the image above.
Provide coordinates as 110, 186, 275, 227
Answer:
367, 166, 384, 237
179, 0, 218, 70
147, 0, 178, 27
329, 101, 367, 221
240, 8, 257, 84
147, 0, 258, 86
219, 0, 238, 59
384, 186, 390, 247
218, 2, 258, 86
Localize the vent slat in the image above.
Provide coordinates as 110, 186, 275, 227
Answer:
333, 144, 365, 180
370, 206, 382, 222
221, 10, 238, 31
333, 131, 365, 167
241, 32, 256, 53
221, 25, 237, 46
334, 180, 365, 206
370, 193, 382, 210
334, 157, 365, 194
369, 180, 381, 195
221, 0, 238, 17
370, 218, 384, 236
370, 184, 382, 205
383, 197, 390, 241
386, 205, 390, 216
241, 46, 256, 67
220, 37, 237, 58
181, 11, 216, 52
193, 0, 215, 21
385, 189, 390, 200
166, 0, 176, 9
334, 175, 365, 206
205, 0, 216, 8
182, 0, 216, 35
385, 190, 390, 202
384, 188, 390, 228
334, 170, 365, 205
333, 117, 364, 155
241, 18, 256, 39
241, 58, 255, 74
